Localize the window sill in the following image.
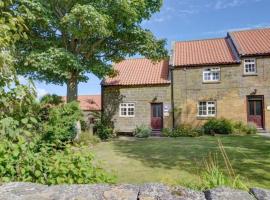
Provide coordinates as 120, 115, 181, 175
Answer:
197, 116, 216, 120
202, 81, 221, 84
243, 73, 258, 77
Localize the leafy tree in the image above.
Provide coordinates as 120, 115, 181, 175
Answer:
0, 0, 38, 140
15, 0, 168, 102
40, 94, 63, 106
0, 0, 27, 84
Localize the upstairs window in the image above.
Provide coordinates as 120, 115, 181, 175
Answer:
119, 103, 135, 117
203, 67, 220, 82
244, 59, 257, 75
198, 101, 216, 117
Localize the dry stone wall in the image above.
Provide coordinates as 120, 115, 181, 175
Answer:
0, 182, 269, 200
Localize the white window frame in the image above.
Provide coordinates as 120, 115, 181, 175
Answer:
119, 103, 135, 117
197, 101, 216, 117
203, 67, 220, 82
244, 58, 257, 75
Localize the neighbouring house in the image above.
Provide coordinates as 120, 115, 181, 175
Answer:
63, 95, 101, 125
102, 28, 270, 133
102, 58, 172, 133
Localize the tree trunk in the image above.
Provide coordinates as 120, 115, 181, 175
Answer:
66, 73, 81, 139
66, 73, 78, 103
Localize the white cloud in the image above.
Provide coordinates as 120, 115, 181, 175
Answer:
203, 23, 270, 36
143, 1, 199, 25
211, 0, 263, 10
214, 0, 243, 10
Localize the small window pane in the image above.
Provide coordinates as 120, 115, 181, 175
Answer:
120, 103, 135, 117
198, 101, 216, 117
203, 68, 220, 82
255, 101, 262, 115
249, 101, 255, 115
244, 59, 256, 74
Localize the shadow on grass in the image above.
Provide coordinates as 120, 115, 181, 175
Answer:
111, 135, 270, 187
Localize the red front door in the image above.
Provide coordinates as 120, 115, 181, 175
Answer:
247, 96, 264, 129
151, 103, 163, 130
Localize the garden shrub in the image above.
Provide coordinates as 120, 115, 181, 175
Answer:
134, 124, 151, 138
162, 124, 203, 137
245, 123, 257, 134
42, 102, 83, 144
203, 118, 233, 135
80, 119, 88, 132
232, 121, 257, 135
0, 65, 114, 185
0, 137, 114, 185
203, 118, 257, 135
161, 128, 172, 137
94, 120, 114, 140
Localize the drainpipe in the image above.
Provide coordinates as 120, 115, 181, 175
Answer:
170, 65, 175, 129
101, 82, 105, 120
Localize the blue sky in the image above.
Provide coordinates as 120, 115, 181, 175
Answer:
26, 0, 270, 98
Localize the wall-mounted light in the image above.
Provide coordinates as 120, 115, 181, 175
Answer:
250, 89, 257, 95
152, 96, 157, 102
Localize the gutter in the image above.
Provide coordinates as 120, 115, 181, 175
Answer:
100, 81, 105, 120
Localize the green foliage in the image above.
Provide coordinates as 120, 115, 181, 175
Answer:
203, 118, 233, 135
0, 80, 114, 185
42, 102, 83, 144
0, 137, 114, 185
94, 120, 114, 140
80, 119, 88, 132
199, 140, 248, 190
0, 0, 27, 70
14, 0, 168, 100
203, 118, 257, 135
162, 125, 203, 137
0, 81, 40, 140
134, 124, 151, 138
40, 94, 63, 105
201, 162, 248, 190
75, 132, 101, 146
245, 123, 257, 134
232, 121, 257, 135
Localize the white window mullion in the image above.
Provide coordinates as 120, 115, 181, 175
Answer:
198, 101, 216, 117
203, 67, 220, 82
119, 103, 135, 117
244, 59, 256, 75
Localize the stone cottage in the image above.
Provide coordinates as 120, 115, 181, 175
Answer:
102, 59, 172, 133
102, 28, 270, 133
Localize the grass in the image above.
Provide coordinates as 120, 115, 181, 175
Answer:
92, 135, 270, 189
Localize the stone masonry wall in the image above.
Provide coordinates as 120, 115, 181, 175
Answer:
1, 182, 270, 200
173, 57, 270, 130
103, 85, 171, 133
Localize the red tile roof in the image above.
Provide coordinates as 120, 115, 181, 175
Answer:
103, 58, 170, 86
63, 95, 101, 111
229, 28, 270, 56
173, 38, 239, 67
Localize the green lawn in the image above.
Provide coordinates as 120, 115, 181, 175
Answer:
92, 135, 270, 188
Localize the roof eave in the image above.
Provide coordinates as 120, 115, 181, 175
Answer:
240, 52, 270, 58
103, 82, 171, 87
173, 61, 241, 68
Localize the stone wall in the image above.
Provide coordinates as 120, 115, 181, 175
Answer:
173, 57, 270, 130
103, 85, 171, 133
1, 182, 270, 200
